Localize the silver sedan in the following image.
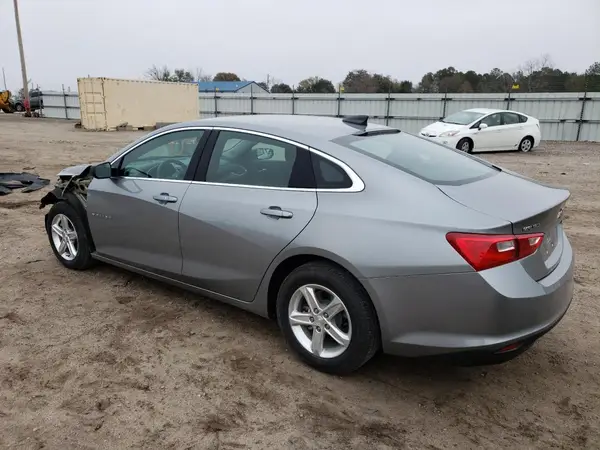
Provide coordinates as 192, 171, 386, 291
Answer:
41, 114, 574, 374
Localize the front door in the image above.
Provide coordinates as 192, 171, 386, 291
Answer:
87, 128, 208, 275
179, 130, 318, 302
472, 112, 504, 151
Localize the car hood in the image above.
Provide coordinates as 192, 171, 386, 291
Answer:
420, 121, 467, 136
57, 163, 96, 179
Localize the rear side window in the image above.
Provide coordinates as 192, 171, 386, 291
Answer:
518, 114, 529, 123
311, 154, 352, 189
333, 132, 497, 185
502, 112, 521, 125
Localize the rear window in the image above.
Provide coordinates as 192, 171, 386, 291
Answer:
333, 131, 498, 185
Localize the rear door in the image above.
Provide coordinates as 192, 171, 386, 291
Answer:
500, 112, 525, 150
178, 129, 318, 302
87, 128, 209, 275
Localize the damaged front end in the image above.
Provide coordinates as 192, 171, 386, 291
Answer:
39, 164, 95, 211
39, 163, 100, 251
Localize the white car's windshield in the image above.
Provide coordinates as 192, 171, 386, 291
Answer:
441, 111, 485, 125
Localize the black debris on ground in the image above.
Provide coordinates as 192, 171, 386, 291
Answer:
0, 172, 50, 195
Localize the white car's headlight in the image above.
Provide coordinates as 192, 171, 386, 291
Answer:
439, 130, 460, 137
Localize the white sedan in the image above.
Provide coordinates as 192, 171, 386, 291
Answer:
419, 108, 541, 153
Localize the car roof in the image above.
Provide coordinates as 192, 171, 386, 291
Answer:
161, 115, 392, 148
464, 108, 504, 114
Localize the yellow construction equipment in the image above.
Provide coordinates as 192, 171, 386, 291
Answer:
0, 90, 15, 113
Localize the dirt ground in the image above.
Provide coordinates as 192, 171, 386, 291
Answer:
0, 115, 599, 450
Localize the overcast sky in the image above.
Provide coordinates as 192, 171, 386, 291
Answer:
1, 0, 598, 92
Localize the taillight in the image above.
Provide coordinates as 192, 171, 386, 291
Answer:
446, 232, 544, 271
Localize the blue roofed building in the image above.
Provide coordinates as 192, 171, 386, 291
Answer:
197, 81, 269, 94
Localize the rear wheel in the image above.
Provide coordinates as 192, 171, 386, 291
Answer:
276, 262, 380, 374
456, 138, 473, 153
15, 103, 24, 112
519, 136, 534, 153
46, 202, 95, 270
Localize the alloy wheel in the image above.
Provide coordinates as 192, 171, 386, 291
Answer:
288, 284, 352, 359
50, 214, 79, 261
521, 139, 532, 152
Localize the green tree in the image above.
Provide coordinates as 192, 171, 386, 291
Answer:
296, 77, 335, 93
171, 69, 194, 82
213, 72, 241, 82
271, 83, 293, 93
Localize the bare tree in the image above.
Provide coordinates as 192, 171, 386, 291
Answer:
145, 65, 172, 81
193, 67, 212, 82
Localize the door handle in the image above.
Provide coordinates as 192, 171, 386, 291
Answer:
260, 206, 293, 219
153, 192, 178, 203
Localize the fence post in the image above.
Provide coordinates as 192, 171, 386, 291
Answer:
214, 89, 218, 117
291, 88, 295, 115
385, 88, 391, 126
250, 83, 254, 115
62, 84, 69, 119
576, 78, 589, 142
337, 87, 341, 117
441, 90, 448, 118
506, 89, 512, 111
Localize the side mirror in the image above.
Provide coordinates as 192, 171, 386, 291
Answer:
93, 162, 112, 179
478, 123, 488, 130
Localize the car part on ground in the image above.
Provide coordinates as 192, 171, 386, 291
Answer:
0, 172, 50, 195
39, 114, 574, 375
0, 90, 16, 113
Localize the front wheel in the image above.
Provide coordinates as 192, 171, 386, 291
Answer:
46, 202, 95, 270
276, 262, 380, 375
456, 138, 473, 153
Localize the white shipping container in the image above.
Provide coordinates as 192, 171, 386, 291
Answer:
77, 77, 199, 131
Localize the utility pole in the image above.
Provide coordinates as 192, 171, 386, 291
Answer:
2, 68, 7, 90
13, 0, 30, 116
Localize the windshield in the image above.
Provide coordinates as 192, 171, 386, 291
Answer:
441, 111, 485, 125
333, 132, 498, 185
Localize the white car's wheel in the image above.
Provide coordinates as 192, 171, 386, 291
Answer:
519, 136, 534, 153
456, 138, 473, 153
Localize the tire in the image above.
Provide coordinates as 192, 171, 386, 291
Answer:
519, 136, 534, 153
46, 202, 95, 270
456, 138, 473, 153
15, 103, 24, 112
276, 262, 380, 375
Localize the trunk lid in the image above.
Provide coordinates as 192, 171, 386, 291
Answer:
437, 171, 569, 280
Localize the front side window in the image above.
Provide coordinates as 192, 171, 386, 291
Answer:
441, 111, 485, 125
205, 131, 313, 188
118, 129, 204, 180
480, 113, 503, 128
333, 131, 498, 185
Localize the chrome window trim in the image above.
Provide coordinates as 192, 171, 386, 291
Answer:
197, 126, 365, 193
108, 126, 214, 165
108, 125, 365, 192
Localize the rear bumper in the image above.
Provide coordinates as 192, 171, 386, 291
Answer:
364, 230, 574, 358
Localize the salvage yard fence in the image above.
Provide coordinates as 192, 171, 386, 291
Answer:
40, 89, 600, 142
